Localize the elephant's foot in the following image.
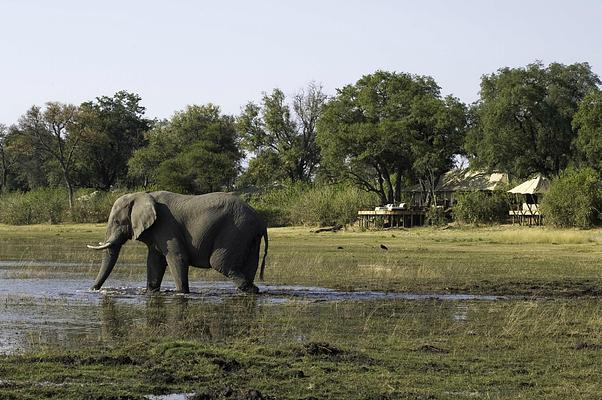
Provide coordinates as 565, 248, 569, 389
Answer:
146, 286, 161, 294
237, 282, 260, 294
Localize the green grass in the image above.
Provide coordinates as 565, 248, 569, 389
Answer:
2, 299, 602, 399
2, 224, 602, 398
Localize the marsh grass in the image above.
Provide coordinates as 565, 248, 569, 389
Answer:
2, 223, 602, 397
2, 298, 602, 399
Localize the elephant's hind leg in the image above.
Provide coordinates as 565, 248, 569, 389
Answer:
210, 248, 258, 294
240, 236, 261, 291
147, 248, 167, 292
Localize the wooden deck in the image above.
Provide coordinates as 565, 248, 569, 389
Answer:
509, 210, 544, 226
509, 203, 544, 226
357, 209, 426, 228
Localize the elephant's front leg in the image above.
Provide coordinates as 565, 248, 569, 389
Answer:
146, 248, 167, 292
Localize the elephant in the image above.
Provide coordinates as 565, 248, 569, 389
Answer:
87, 191, 268, 294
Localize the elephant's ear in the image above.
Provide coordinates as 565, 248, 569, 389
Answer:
131, 193, 157, 240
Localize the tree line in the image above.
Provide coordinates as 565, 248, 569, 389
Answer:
1, 61, 601, 207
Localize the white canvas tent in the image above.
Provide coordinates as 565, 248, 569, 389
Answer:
507, 174, 550, 225
406, 169, 509, 207
507, 174, 550, 194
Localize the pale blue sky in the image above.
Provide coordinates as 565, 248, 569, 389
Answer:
1, 0, 600, 124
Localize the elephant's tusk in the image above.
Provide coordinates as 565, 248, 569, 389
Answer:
87, 242, 112, 250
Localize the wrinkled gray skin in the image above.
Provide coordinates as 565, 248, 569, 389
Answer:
88, 191, 268, 294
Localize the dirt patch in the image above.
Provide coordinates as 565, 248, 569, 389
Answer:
211, 357, 241, 372
299, 342, 342, 357
574, 342, 602, 351
415, 345, 449, 354
26, 354, 139, 366
187, 388, 268, 400
145, 368, 178, 385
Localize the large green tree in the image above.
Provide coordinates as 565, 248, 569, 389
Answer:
237, 82, 326, 185
465, 62, 600, 178
128, 104, 242, 194
318, 71, 466, 205
76, 91, 152, 190
573, 90, 602, 173
14, 103, 81, 206
0, 124, 19, 193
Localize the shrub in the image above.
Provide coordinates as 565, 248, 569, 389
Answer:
244, 183, 377, 227
290, 184, 377, 227
425, 206, 447, 226
453, 190, 511, 224
0, 188, 128, 225
0, 192, 35, 225
29, 188, 68, 224
244, 183, 306, 227
71, 190, 125, 223
0, 188, 68, 224
540, 167, 602, 228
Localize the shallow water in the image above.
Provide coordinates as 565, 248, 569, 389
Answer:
0, 259, 504, 354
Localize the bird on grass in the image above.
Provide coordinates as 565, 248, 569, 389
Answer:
380, 244, 388, 250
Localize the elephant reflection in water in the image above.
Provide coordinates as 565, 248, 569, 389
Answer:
100, 297, 128, 340
100, 293, 262, 342
145, 295, 261, 340
145, 294, 189, 327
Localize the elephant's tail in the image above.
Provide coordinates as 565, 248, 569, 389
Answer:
259, 228, 268, 281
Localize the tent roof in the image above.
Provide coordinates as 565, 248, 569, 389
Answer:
436, 170, 508, 192
404, 170, 509, 192
507, 175, 550, 194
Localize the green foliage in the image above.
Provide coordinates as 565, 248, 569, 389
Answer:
318, 70, 466, 205
425, 206, 447, 226
0, 188, 128, 225
71, 189, 127, 223
129, 104, 242, 194
237, 83, 326, 184
466, 62, 600, 178
244, 183, 305, 227
540, 167, 602, 228
573, 90, 602, 173
0, 188, 68, 224
245, 183, 377, 227
236, 150, 287, 188
453, 191, 511, 224
290, 184, 377, 227
75, 91, 152, 190
12, 102, 81, 205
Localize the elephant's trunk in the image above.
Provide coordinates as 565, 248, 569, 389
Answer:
91, 245, 121, 290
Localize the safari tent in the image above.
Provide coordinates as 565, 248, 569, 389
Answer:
408, 169, 509, 207
507, 174, 550, 225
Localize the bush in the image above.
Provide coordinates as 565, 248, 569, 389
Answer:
0, 188, 128, 225
540, 167, 602, 228
453, 190, 510, 224
0, 188, 68, 224
244, 183, 306, 227
244, 183, 377, 227
290, 184, 377, 227
0, 192, 36, 224
425, 206, 447, 226
71, 189, 125, 223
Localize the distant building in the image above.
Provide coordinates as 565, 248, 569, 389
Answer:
407, 169, 509, 207
507, 174, 550, 225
